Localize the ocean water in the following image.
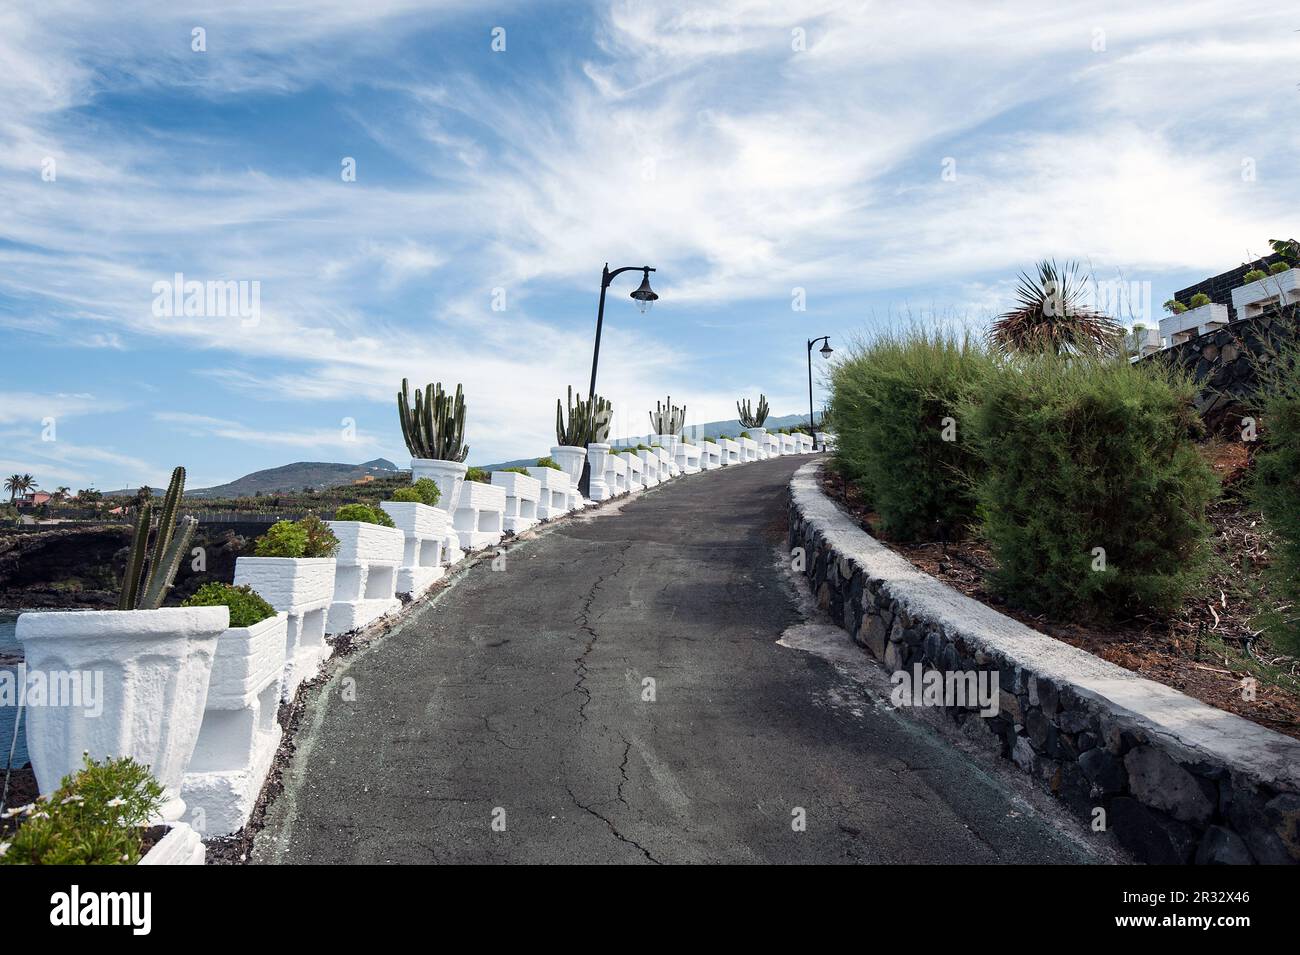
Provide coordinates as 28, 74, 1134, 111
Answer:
1, 610, 29, 769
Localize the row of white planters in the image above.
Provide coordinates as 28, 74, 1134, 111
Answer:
14, 430, 833, 860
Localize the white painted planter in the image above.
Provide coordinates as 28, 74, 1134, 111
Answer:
181, 611, 286, 836
455, 480, 507, 550
700, 441, 722, 469
16, 606, 228, 823
527, 466, 572, 518
655, 446, 678, 478
744, 427, 768, 460
779, 433, 798, 455
379, 501, 447, 597
653, 434, 680, 454
621, 451, 644, 491
718, 438, 741, 465
606, 450, 628, 495
325, 521, 404, 634
491, 470, 542, 532
233, 556, 334, 702
587, 443, 613, 501
139, 822, 206, 865
1231, 268, 1300, 320
815, 431, 836, 452
409, 458, 467, 566
738, 436, 760, 462
1158, 303, 1229, 346
796, 432, 814, 453
763, 433, 782, 457
550, 445, 589, 507
675, 441, 702, 474
637, 449, 661, 486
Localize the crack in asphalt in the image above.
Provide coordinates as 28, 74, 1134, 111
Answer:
572, 541, 632, 725
565, 785, 662, 865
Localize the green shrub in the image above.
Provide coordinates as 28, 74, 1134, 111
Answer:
1269, 261, 1291, 275
1244, 269, 1269, 283
1163, 298, 1187, 314
1188, 292, 1212, 308
333, 503, 395, 527
390, 477, 441, 507
1249, 334, 1300, 652
252, 515, 339, 558
829, 327, 995, 541
535, 457, 562, 471
0, 755, 164, 865
497, 466, 530, 476
298, 513, 340, 557
182, 582, 276, 627
253, 520, 307, 557
465, 467, 490, 483
964, 355, 1215, 621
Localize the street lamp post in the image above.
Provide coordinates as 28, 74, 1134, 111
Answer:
579, 263, 658, 495
806, 336, 832, 451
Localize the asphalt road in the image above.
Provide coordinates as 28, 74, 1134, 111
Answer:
253, 455, 1100, 864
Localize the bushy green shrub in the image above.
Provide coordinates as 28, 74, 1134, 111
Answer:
964, 355, 1215, 621
333, 503, 395, 527
1244, 269, 1269, 283
1249, 335, 1300, 652
535, 457, 562, 470
1, 755, 164, 866
183, 582, 276, 627
253, 519, 307, 557
298, 513, 340, 557
829, 327, 995, 540
1188, 292, 1212, 308
465, 467, 490, 483
1163, 298, 1187, 314
389, 477, 441, 507
1269, 261, 1291, 275
497, 466, 529, 476
252, 514, 339, 558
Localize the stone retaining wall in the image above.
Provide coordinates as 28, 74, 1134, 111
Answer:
788, 462, 1300, 865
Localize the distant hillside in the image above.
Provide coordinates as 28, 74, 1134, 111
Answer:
478, 413, 817, 468
104, 458, 400, 499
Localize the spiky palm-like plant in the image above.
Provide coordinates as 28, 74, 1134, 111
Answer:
988, 260, 1123, 358
4, 475, 21, 503
737, 394, 769, 429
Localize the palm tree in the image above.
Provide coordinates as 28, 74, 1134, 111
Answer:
988, 260, 1123, 357
4, 475, 21, 503
51, 486, 71, 504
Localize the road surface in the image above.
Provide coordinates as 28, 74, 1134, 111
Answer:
253, 455, 1102, 864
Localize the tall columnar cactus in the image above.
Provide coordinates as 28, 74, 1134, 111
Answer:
649, 396, 686, 436
556, 386, 612, 446
737, 394, 770, 429
118, 466, 197, 611
397, 379, 469, 462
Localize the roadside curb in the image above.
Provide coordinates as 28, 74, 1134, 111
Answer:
788, 461, 1300, 865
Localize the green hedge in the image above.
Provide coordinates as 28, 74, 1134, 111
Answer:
828, 327, 994, 540
1250, 335, 1300, 652
964, 355, 1215, 620
183, 582, 277, 628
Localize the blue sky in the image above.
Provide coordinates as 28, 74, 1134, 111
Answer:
1, 1, 1294, 491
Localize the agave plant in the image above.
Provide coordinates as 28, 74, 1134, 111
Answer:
649, 396, 686, 436
737, 394, 769, 429
556, 386, 612, 446
988, 260, 1123, 357
119, 466, 197, 611
397, 379, 469, 462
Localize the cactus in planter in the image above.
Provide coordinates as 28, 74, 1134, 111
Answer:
737, 394, 769, 429
397, 379, 469, 462
118, 466, 197, 610
556, 386, 612, 445
649, 396, 686, 436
